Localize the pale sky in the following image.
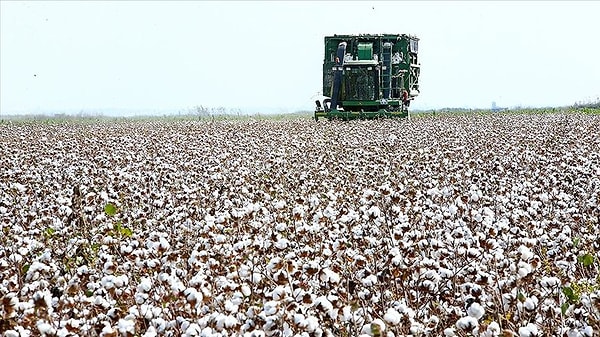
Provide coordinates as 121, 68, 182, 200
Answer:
1, 1, 599, 115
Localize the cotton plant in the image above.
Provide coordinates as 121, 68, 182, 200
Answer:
0, 113, 599, 335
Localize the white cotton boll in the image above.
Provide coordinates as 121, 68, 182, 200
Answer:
323, 206, 337, 218
582, 326, 593, 337
275, 223, 287, 231
184, 288, 202, 303
518, 323, 539, 337
127, 306, 140, 318
444, 328, 457, 337
117, 317, 136, 334
158, 237, 170, 250
274, 200, 286, 209
447, 204, 458, 217
4, 330, 20, 337
135, 292, 148, 304
305, 316, 319, 332
339, 214, 352, 223
523, 296, 538, 311
517, 261, 532, 278
362, 274, 378, 287
12, 182, 27, 193
263, 301, 279, 315
183, 323, 202, 336
518, 245, 534, 261
270, 285, 287, 301
39, 250, 52, 263
251, 272, 263, 283
309, 195, 320, 208
223, 315, 238, 328
100, 276, 115, 289
292, 206, 304, 218
140, 304, 154, 319
367, 206, 381, 218
327, 269, 340, 283
28, 261, 50, 274
241, 284, 251, 297
439, 268, 453, 278
274, 238, 289, 250
383, 307, 401, 325
114, 274, 128, 288
293, 313, 307, 326
37, 321, 56, 336
486, 322, 501, 334
467, 302, 485, 320
101, 323, 117, 336
540, 276, 560, 288
143, 327, 158, 337
456, 316, 478, 330
224, 300, 239, 313
315, 296, 333, 312
565, 329, 579, 337
138, 277, 152, 292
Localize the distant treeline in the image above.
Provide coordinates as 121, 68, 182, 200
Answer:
573, 97, 600, 109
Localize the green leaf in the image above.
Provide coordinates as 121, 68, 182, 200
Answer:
104, 203, 117, 216
578, 254, 594, 267
562, 286, 574, 297
561, 302, 570, 315
562, 286, 579, 302
44, 227, 55, 236
120, 227, 133, 237
572, 237, 580, 247
22, 264, 30, 274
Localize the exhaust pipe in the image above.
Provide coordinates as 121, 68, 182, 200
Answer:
382, 42, 393, 100
330, 42, 347, 111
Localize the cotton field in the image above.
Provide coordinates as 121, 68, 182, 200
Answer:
1, 112, 599, 337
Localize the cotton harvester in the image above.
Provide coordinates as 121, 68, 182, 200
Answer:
314, 34, 420, 120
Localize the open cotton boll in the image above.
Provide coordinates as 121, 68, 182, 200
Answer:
184, 287, 202, 303
581, 326, 594, 337
361, 274, 378, 287
37, 321, 56, 336
183, 323, 202, 336
456, 316, 478, 331
523, 296, 538, 311
517, 261, 533, 278
518, 323, 539, 337
137, 277, 152, 292
467, 302, 485, 320
383, 307, 401, 325
117, 316, 135, 335
444, 328, 457, 337
366, 205, 381, 218
143, 326, 158, 337
540, 276, 561, 288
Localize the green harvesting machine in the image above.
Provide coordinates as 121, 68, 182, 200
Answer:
314, 34, 421, 120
